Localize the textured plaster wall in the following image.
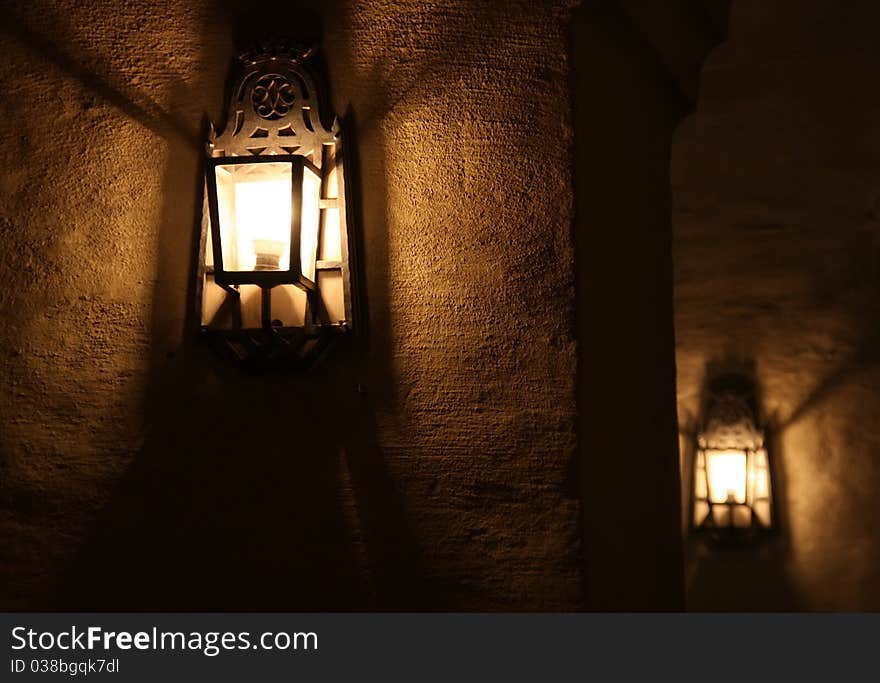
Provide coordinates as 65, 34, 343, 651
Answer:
324, 0, 581, 609
0, 0, 579, 609
674, 0, 880, 610
0, 0, 224, 607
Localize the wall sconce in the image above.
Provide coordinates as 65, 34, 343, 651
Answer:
195, 41, 356, 370
691, 375, 774, 543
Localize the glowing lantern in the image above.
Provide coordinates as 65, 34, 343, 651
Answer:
692, 376, 774, 541
197, 41, 356, 369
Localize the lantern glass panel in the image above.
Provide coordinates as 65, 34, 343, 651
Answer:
238, 284, 306, 328
215, 162, 293, 272
319, 208, 342, 261
317, 270, 346, 323
731, 505, 751, 527
694, 500, 710, 527
753, 500, 772, 527
300, 165, 321, 282
200, 277, 307, 329
750, 447, 773, 526
705, 449, 748, 504
321, 143, 339, 198
752, 463, 769, 498
713, 505, 731, 527
694, 450, 708, 499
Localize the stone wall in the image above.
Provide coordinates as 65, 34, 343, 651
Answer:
0, 0, 580, 610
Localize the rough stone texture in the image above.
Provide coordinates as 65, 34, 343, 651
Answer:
0, 0, 232, 608
324, 0, 580, 609
674, 0, 880, 610
0, 0, 580, 610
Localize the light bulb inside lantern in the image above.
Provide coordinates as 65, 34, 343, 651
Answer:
705, 450, 748, 505
234, 174, 292, 271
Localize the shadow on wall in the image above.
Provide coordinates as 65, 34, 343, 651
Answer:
0, 4, 200, 149
56, 350, 429, 610
53, 1, 431, 611
682, 357, 799, 611
776, 322, 880, 436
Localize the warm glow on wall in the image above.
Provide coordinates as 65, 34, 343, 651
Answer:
197, 41, 357, 370
692, 375, 774, 541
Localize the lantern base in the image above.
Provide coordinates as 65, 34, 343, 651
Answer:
200, 324, 348, 372
692, 512, 774, 547
696, 526, 766, 547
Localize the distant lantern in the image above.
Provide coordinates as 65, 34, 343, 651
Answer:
691, 375, 774, 542
196, 41, 356, 369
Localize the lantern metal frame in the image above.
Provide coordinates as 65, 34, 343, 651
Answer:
195, 40, 357, 371
689, 375, 776, 545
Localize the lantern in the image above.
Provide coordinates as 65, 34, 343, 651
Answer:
196, 41, 356, 369
691, 375, 774, 542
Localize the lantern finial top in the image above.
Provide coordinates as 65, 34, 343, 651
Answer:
210, 36, 332, 157
239, 39, 316, 68
699, 374, 764, 450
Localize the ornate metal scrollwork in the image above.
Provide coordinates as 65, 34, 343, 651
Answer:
697, 373, 764, 449
252, 74, 297, 120
207, 40, 330, 159
699, 390, 764, 450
